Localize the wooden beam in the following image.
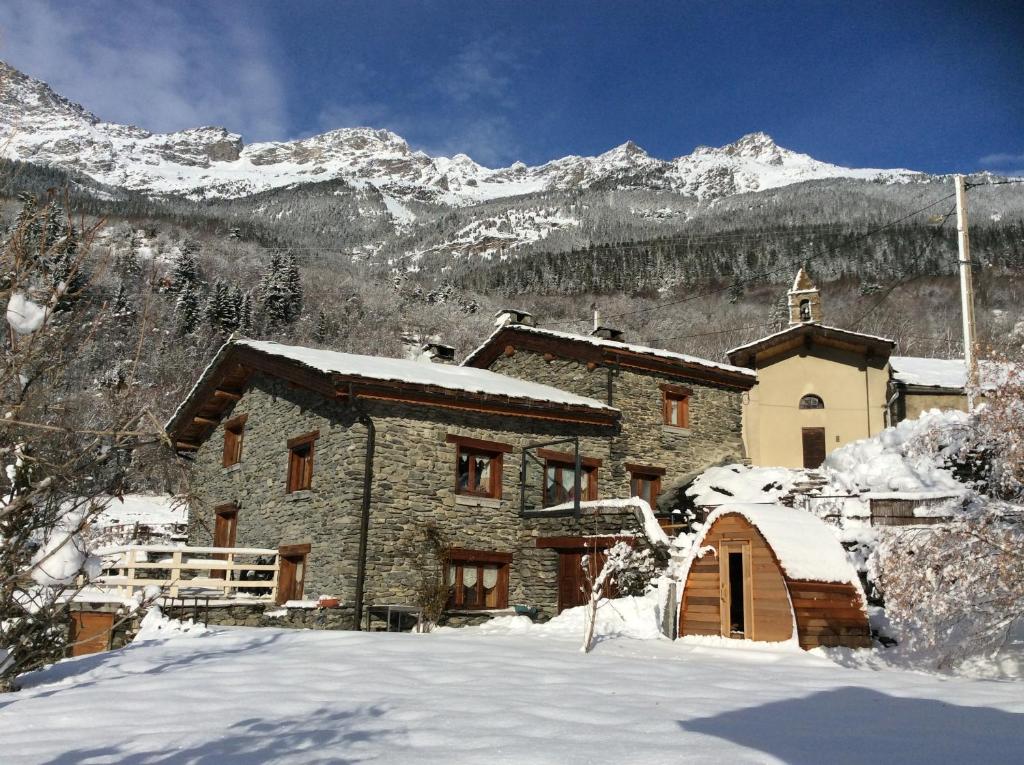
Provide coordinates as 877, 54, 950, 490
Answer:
176, 441, 200, 451
214, 389, 243, 401
193, 416, 218, 426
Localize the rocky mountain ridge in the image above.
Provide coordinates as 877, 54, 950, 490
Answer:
0, 60, 922, 206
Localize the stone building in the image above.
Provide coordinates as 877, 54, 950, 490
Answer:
461, 311, 757, 511
168, 338, 670, 627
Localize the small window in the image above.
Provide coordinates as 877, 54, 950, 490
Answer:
661, 385, 691, 428
448, 435, 510, 500
544, 460, 598, 507
286, 431, 319, 493
799, 394, 825, 409
222, 415, 247, 467
447, 550, 511, 610
630, 471, 662, 507
799, 299, 811, 321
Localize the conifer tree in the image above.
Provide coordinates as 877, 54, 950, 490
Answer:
175, 282, 200, 336
168, 246, 200, 295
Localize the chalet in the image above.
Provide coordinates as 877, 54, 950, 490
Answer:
461, 311, 757, 515
166, 338, 668, 626
888, 356, 1012, 422
728, 270, 896, 468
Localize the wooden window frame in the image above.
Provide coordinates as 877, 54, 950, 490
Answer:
222, 414, 248, 467
660, 384, 691, 428
540, 450, 600, 507
286, 431, 319, 493
447, 549, 511, 610
447, 435, 510, 500
627, 464, 663, 507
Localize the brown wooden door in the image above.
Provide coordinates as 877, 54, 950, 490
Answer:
212, 505, 238, 578
801, 427, 827, 469
556, 548, 610, 613
69, 611, 114, 656
277, 553, 307, 605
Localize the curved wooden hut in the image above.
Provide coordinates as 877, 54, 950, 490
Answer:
679, 504, 871, 649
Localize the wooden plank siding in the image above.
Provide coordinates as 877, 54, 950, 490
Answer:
679, 513, 871, 650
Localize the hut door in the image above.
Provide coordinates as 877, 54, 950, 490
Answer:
212, 504, 238, 578
719, 542, 753, 639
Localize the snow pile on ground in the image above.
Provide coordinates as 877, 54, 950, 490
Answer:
686, 464, 806, 507
134, 606, 210, 642
91, 494, 185, 528
468, 592, 664, 642
823, 408, 969, 494
5, 626, 1022, 764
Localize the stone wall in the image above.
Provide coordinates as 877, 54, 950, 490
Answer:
488, 349, 746, 506
189, 373, 621, 620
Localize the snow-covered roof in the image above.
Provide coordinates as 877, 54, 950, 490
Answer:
700, 503, 861, 586
463, 324, 755, 379
890, 356, 1011, 391
168, 338, 617, 435
236, 339, 614, 410
726, 323, 894, 358
531, 497, 670, 546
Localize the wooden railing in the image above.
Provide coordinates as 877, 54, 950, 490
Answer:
89, 545, 280, 601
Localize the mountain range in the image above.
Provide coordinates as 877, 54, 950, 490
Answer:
0, 59, 922, 207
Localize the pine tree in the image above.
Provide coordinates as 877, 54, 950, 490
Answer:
313, 310, 335, 344
168, 247, 200, 295
259, 253, 303, 330
111, 281, 133, 318
237, 291, 255, 336
284, 253, 303, 322
114, 243, 141, 281
175, 282, 200, 336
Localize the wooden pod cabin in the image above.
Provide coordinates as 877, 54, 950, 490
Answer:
679, 504, 871, 650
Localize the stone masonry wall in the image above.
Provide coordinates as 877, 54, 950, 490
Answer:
488, 349, 746, 508
189, 373, 620, 620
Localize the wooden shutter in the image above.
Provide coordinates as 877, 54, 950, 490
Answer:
802, 427, 827, 469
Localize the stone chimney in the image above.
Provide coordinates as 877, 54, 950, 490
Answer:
494, 308, 537, 328
591, 325, 625, 343
422, 341, 456, 365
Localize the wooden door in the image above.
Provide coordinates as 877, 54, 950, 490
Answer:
801, 427, 827, 469
719, 542, 753, 639
69, 611, 114, 656
277, 553, 307, 605
212, 504, 238, 578
556, 547, 610, 613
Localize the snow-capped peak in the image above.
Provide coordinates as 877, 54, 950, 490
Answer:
0, 60, 922, 205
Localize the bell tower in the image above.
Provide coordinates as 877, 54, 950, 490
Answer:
788, 267, 822, 325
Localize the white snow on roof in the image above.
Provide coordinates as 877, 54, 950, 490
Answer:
726, 323, 894, 357
463, 324, 755, 378
686, 464, 807, 507
533, 497, 670, 546
890, 356, 1011, 391
699, 503, 862, 586
92, 495, 185, 528
236, 339, 616, 411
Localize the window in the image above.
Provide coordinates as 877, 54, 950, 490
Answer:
222, 414, 247, 467
447, 435, 510, 499
799, 299, 811, 321
627, 464, 665, 507
799, 394, 825, 409
539, 449, 600, 507
661, 384, 691, 428
447, 549, 511, 610
286, 431, 319, 493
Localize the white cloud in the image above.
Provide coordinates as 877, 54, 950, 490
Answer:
0, 0, 288, 141
979, 151, 1024, 166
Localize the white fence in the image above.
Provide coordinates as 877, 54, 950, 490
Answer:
90, 545, 281, 601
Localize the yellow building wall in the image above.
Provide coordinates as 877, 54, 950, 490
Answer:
902, 391, 968, 421
743, 346, 890, 468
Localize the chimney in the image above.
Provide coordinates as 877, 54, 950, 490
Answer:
494, 308, 537, 328
591, 325, 625, 343
423, 341, 456, 365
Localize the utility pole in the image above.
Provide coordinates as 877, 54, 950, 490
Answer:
954, 174, 978, 410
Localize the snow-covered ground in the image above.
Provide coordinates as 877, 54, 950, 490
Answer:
4, 610, 1022, 764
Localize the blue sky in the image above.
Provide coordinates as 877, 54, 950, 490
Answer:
2, 1, 1022, 173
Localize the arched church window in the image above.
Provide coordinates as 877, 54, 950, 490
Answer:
799, 299, 811, 321
799, 394, 824, 409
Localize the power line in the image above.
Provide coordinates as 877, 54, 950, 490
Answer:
541, 190, 959, 329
